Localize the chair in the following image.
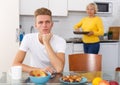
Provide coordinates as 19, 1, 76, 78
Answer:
115, 67, 120, 71
69, 53, 102, 72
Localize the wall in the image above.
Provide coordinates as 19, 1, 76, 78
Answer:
20, 0, 120, 39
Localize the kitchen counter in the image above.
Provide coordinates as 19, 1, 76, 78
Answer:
66, 38, 119, 43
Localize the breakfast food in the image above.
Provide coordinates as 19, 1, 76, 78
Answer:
109, 81, 119, 85
98, 80, 109, 85
92, 77, 119, 85
61, 75, 82, 83
92, 77, 102, 85
30, 70, 47, 77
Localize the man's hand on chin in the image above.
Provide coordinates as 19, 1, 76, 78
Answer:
42, 33, 52, 44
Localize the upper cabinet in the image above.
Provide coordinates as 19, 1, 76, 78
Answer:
20, 0, 94, 16
49, 0, 68, 16
20, 0, 49, 15
20, 0, 67, 16
68, 0, 94, 11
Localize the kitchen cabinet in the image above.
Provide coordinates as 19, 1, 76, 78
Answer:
20, 0, 49, 15
49, 0, 67, 16
0, 0, 19, 71
68, 0, 94, 11
99, 43, 119, 72
64, 43, 73, 72
73, 43, 84, 53
20, 0, 67, 16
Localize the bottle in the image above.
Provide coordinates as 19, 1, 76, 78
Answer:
19, 25, 25, 44
103, 33, 108, 40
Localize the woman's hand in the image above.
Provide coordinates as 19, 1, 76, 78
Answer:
87, 31, 94, 36
74, 29, 80, 32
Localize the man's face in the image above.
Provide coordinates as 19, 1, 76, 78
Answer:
35, 15, 53, 34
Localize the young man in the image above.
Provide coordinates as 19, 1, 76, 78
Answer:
12, 8, 66, 73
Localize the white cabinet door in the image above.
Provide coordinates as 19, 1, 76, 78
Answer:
49, 0, 68, 16
20, 0, 67, 16
0, 0, 19, 71
100, 43, 119, 72
73, 43, 84, 53
64, 43, 73, 72
68, 0, 94, 11
20, 0, 49, 15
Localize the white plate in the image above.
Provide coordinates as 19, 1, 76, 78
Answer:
59, 77, 87, 84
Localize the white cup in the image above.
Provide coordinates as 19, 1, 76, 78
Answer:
115, 71, 120, 82
10, 66, 22, 80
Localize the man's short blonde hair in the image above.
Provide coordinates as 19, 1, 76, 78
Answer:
34, 8, 52, 18
86, 3, 98, 14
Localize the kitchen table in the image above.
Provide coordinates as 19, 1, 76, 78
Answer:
0, 71, 119, 85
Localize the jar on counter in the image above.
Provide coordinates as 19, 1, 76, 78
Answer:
108, 31, 113, 40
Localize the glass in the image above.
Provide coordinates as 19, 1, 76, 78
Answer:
0, 72, 7, 83
115, 71, 120, 82
10, 66, 22, 79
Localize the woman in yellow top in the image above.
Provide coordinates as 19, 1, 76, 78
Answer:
74, 3, 104, 54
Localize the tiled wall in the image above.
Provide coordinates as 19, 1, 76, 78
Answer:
20, 0, 120, 39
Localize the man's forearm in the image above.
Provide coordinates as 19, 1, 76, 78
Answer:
44, 43, 64, 73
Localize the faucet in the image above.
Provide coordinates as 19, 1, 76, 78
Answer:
30, 26, 34, 33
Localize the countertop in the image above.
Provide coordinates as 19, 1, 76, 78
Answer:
66, 38, 119, 43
